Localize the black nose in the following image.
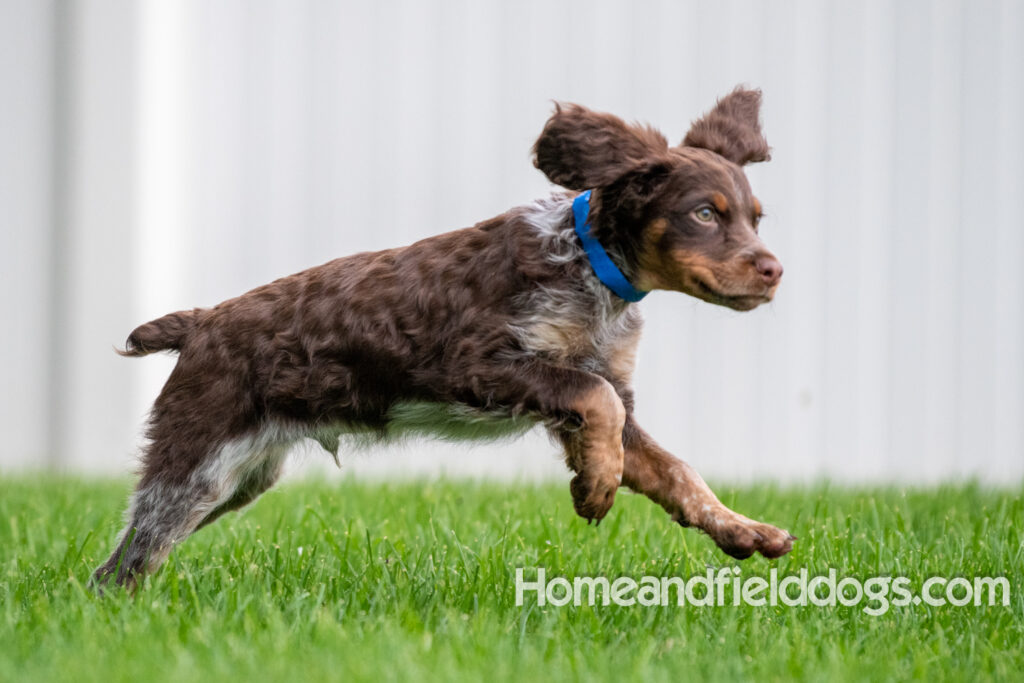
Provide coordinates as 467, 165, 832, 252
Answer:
754, 254, 783, 286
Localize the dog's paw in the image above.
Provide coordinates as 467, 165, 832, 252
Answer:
569, 472, 619, 524
88, 564, 139, 595
712, 519, 796, 560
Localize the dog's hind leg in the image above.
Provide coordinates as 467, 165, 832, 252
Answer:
91, 426, 292, 591
193, 442, 289, 530
620, 417, 794, 559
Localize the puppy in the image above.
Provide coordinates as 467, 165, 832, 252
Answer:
93, 87, 794, 590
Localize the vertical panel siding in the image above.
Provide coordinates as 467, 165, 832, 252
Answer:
0, 0, 56, 469
2, 0, 1021, 482
992, 0, 1024, 477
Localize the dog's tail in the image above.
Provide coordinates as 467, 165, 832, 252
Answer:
117, 309, 201, 357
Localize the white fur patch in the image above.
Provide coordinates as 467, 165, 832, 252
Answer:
309, 401, 537, 457
123, 424, 295, 543
194, 425, 293, 507
519, 194, 579, 263
384, 401, 536, 441
511, 193, 643, 369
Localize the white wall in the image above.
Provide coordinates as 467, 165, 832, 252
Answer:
1, 0, 54, 468
3, 0, 1022, 483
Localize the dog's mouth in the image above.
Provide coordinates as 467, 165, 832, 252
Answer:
691, 278, 774, 311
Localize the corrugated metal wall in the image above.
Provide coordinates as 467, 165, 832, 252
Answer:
3, 0, 1022, 483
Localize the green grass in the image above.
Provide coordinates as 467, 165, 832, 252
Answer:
1, 476, 1022, 682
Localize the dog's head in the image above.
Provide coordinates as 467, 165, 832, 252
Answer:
533, 88, 781, 311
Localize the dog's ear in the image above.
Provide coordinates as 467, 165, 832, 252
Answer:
682, 87, 771, 165
533, 103, 669, 190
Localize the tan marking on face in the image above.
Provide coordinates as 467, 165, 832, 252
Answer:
635, 215, 775, 308
633, 221, 668, 291
669, 249, 725, 290
752, 197, 762, 217
636, 244, 729, 294
711, 192, 729, 214
646, 217, 668, 243
632, 218, 671, 291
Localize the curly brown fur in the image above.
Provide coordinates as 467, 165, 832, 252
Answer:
683, 86, 772, 165
92, 86, 793, 591
533, 103, 671, 190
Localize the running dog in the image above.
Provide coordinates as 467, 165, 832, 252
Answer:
93, 87, 794, 590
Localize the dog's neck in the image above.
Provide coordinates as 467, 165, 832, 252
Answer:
572, 190, 648, 303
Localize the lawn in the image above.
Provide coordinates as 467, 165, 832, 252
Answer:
1, 476, 1021, 682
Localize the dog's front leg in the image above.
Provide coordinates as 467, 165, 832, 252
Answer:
621, 418, 794, 559
555, 377, 626, 524
470, 363, 625, 523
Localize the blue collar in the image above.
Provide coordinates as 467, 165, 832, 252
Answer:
572, 190, 648, 302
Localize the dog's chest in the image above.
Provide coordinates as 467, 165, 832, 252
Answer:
512, 194, 644, 375
511, 286, 643, 375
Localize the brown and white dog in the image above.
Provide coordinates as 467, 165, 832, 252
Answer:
93, 87, 794, 590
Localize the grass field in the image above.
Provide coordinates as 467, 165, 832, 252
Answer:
1, 476, 1021, 682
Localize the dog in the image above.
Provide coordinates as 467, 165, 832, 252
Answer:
93, 87, 794, 590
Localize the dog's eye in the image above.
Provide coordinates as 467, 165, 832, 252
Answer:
694, 207, 716, 223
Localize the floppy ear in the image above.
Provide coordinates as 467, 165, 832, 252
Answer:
682, 87, 771, 165
533, 103, 669, 190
